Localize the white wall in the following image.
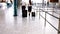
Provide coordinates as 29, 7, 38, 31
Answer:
22, 0, 43, 3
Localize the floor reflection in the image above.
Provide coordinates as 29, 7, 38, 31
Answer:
0, 3, 60, 34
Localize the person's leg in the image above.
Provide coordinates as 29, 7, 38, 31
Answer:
29, 12, 30, 16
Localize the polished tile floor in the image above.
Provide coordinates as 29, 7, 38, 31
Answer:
0, 4, 60, 34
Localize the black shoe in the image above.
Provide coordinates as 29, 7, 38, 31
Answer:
29, 13, 30, 16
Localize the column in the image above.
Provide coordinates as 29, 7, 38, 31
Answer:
14, 0, 17, 16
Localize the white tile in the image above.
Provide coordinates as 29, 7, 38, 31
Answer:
0, 4, 60, 34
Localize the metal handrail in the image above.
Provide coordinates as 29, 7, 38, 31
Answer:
33, 7, 60, 19
34, 7, 60, 33
40, 9, 60, 32
40, 13, 60, 32
35, 8, 60, 19
33, 4, 60, 34
46, 12, 59, 19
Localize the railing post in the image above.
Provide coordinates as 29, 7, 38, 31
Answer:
58, 18, 60, 34
39, 9, 40, 19
14, 0, 17, 16
44, 12, 46, 27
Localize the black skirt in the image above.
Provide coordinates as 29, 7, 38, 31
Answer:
28, 6, 32, 12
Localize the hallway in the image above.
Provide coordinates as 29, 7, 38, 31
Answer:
0, 3, 60, 34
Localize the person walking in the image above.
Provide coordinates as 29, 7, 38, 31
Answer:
28, 0, 32, 16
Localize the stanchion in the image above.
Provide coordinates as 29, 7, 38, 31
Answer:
39, 10, 40, 19
58, 18, 60, 34
39, 8, 40, 19
14, 0, 17, 16
44, 12, 46, 27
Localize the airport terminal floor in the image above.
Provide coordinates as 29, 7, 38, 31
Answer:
0, 3, 60, 34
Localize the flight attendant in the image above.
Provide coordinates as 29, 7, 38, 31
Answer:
28, 0, 32, 16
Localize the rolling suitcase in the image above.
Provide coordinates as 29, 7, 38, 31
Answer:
22, 6, 26, 10
32, 12, 35, 17
22, 10, 27, 17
